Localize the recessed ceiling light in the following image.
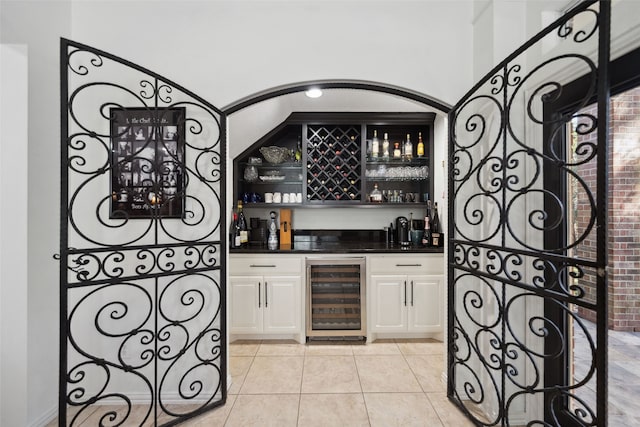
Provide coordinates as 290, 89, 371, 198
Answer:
305, 88, 323, 98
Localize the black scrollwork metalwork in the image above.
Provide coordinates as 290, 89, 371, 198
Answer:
60, 39, 226, 426
448, 1, 608, 426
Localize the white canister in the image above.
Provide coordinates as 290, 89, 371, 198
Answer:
273, 192, 282, 203
295, 192, 302, 203
282, 193, 290, 203
264, 192, 273, 203
289, 192, 296, 203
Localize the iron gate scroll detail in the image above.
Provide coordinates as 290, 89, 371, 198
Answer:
60, 39, 226, 426
448, 1, 609, 426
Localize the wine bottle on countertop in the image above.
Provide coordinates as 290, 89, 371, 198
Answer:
422, 214, 432, 247
237, 200, 248, 247
230, 211, 241, 249
431, 202, 441, 247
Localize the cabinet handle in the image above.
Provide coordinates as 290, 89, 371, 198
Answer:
411, 280, 414, 306
258, 282, 261, 308
396, 263, 422, 267
265, 281, 268, 308
250, 264, 276, 268
404, 281, 407, 306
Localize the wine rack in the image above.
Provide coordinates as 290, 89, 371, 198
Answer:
306, 124, 362, 203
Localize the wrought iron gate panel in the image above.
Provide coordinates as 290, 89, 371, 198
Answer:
448, 1, 609, 426
59, 39, 226, 426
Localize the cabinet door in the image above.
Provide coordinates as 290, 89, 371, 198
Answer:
229, 276, 263, 334
407, 275, 443, 332
370, 275, 407, 332
263, 276, 301, 333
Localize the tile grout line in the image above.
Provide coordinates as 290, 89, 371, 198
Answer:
296, 348, 306, 426
224, 349, 259, 426
352, 349, 373, 426
395, 339, 448, 426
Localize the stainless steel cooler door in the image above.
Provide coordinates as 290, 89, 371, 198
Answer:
306, 258, 366, 337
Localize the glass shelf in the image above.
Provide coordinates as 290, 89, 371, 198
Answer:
241, 180, 303, 185
365, 157, 429, 165
243, 202, 303, 208
365, 177, 428, 182
240, 162, 302, 169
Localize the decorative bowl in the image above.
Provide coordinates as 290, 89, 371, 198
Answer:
260, 146, 290, 164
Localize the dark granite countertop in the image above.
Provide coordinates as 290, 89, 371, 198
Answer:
230, 229, 444, 254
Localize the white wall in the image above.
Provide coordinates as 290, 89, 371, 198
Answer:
0, 43, 29, 427
70, 0, 475, 109
1, 2, 72, 425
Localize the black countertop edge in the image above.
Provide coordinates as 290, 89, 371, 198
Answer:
233, 229, 444, 254
229, 245, 445, 254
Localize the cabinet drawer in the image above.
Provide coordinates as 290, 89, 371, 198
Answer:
368, 254, 444, 275
230, 255, 303, 275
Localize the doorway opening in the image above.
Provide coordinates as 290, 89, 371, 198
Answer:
568, 84, 640, 425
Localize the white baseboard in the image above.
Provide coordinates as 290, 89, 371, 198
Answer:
28, 404, 57, 427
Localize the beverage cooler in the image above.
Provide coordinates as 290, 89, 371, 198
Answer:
305, 257, 366, 339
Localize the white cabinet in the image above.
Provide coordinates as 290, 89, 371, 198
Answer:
230, 275, 301, 334
368, 255, 444, 335
229, 255, 303, 342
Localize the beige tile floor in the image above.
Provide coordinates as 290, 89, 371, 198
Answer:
188, 338, 474, 427
52, 339, 472, 426
50, 327, 640, 426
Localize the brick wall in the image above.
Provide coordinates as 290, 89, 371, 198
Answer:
574, 88, 640, 332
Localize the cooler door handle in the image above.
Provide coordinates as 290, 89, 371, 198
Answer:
250, 264, 276, 268
265, 281, 268, 307
396, 263, 422, 267
258, 282, 261, 308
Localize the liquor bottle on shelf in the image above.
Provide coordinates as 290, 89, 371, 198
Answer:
382, 133, 390, 159
431, 202, 441, 247
393, 142, 401, 159
404, 133, 413, 161
421, 214, 432, 247
370, 183, 383, 203
237, 200, 248, 247
371, 130, 379, 159
295, 136, 302, 162
417, 132, 425, 157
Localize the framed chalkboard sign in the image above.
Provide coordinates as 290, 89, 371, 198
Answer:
110, 107, 185, 219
